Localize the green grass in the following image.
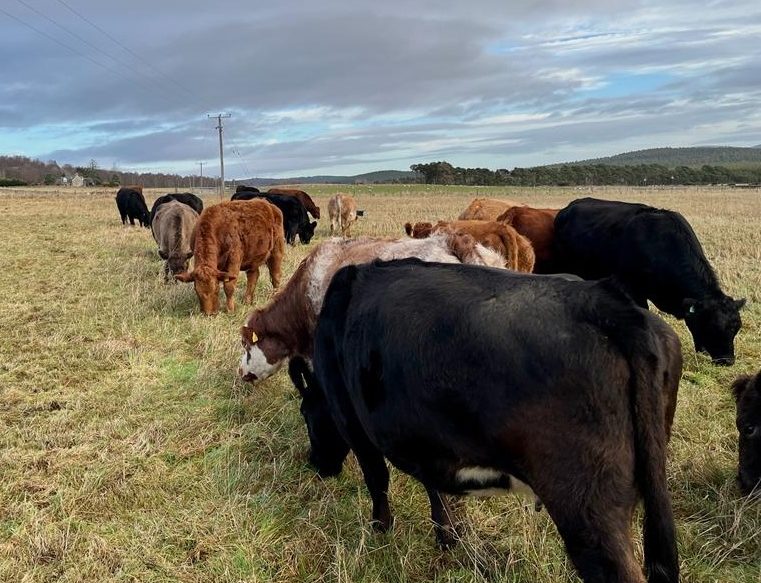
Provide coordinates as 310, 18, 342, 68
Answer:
0, 185, 760, 582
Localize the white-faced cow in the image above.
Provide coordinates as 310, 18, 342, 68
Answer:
238, 232, 505, 383
300, 259, 682, 583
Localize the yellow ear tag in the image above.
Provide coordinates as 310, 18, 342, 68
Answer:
250, 330, 258, 343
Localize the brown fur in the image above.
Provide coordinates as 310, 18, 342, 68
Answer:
404, 221, 433, 238
458, 197, 525, 221
176, 200, 285, 315
497, 206, 559, 273
151, 200, 198, 278
267, 188, 320, 219
124, 184, 143, 194
240, 233, 506, 380
328, 193, 358, 237
406, 219, 535, 272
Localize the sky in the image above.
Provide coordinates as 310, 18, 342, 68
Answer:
1, 0, 760, 178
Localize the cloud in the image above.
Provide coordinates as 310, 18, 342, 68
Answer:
1, 0, 760, 175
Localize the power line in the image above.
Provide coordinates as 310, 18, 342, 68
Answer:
12, 0, 184, 105
53, 0, 211, 109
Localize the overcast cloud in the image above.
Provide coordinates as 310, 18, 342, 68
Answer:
1, 0, 760, 177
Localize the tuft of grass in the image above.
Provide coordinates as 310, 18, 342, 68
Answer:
0, 185, 760, 582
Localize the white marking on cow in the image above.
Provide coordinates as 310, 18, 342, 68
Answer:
238, 344, 284, 382
457, 466, 502, 483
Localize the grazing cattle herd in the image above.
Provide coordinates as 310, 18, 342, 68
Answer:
115, 185, 758, 582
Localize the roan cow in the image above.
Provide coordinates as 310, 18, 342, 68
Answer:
404, 219, 535, 272
231, 191, 316, 245
553, 197, 745, 364
151, 200, 198, 279
115, 187, 150, 227
176, 200, 285, 315
149, 192, 203, 224
238, 232, 505, 383
328, 193, 358, 237
300, 259, 682, 583
732, 370, 761, 496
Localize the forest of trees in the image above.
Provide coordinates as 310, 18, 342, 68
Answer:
410, 161, 761, 186
0, 155, 216, 188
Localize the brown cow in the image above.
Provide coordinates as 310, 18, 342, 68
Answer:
328, 193, 358, 237
176, 200, 285, 315
458, 197, 525, 221
151, 200, 198, 279
267, 188, 320, 219
405, 219, 535, 272
238, 232, 506, 383
497, 206, 559, 273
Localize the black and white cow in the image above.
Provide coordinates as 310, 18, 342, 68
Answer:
553, 197, 745, 365
298, 259, 682, 583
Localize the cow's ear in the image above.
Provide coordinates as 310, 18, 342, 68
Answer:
404, 222, 413, 236
216, 270, 236, 282
311, 221, 317, 229
184, 251, 193, 260
158, 249, 168, 260
735, 298, 747, 310
731, 375, 752, 401
175, 271, 194, 282
240, 325, 258, 344
683, 298, 698, 315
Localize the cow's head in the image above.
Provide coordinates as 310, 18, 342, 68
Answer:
237, 323, 288, 382
732, 372, 761, 496
289, 357, 349, 477
175, 265, 236, 315
299, 221, 317, 245
160, 250, 193, 277
683, 295, 745, 365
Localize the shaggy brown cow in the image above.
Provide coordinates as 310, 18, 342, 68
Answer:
458, 197, 525, 221
176, 200, 285, 315
328, 193, 358, 237
151, 200, 198, 279
238, 232, 505, 383
267, 188, 320, 219
497, 206, 559, 273
404, 219, 535, 272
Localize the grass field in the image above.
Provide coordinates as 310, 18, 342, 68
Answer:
0, 184, 759, 582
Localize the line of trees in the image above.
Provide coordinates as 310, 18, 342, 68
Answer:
0, 155, 217, 188
410, 161, 761, 186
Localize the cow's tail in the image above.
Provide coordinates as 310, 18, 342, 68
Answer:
628, 335, 679, 583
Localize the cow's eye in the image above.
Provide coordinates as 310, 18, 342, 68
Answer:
744, 425, 759, 438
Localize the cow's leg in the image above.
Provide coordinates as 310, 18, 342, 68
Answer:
223, 277, 238, 312
353, 445, 393, 532
129, 216, 135, 226
244, 269, 260, 304
541, 483, 643, 583
329, 218, 336, 236
266, 244, 283, 290
425, 487, 460, 549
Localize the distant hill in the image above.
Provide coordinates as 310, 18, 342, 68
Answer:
235, 169, 417, 186
559, 146, 761, 168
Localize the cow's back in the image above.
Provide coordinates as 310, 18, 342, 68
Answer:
458, 198, 524, 221
152, 201, 198, 256
498, 206, 558, 273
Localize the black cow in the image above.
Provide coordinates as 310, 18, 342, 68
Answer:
732, 370, 761, 496
149, 192, 204, 224
115, 187, 150, 227
553, 197, 745, 365
301, 259, 682, 583
235, 185, 260, 194
231, 192, 316, 245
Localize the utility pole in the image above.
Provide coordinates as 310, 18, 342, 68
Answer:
208, 113, 231, 199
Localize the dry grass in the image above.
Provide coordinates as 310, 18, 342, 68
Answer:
0, 184, 759, 582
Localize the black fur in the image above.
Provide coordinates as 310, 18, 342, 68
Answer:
115, 187, 150, 227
